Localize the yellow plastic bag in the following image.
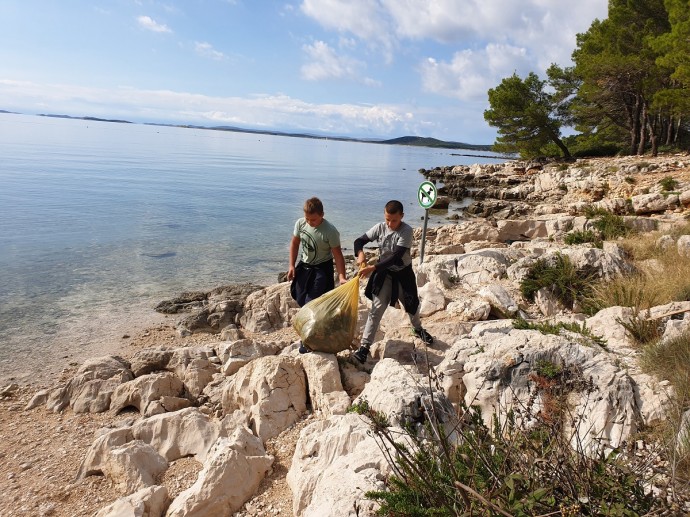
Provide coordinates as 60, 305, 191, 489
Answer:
292, 274, 360, 354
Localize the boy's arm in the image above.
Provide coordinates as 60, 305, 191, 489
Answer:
331, 246, 347, 284
354, 234, 376, 277
354, 234, 371, 258
287, 235, 300, 281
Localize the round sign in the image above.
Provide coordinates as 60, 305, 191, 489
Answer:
418, 181, 437, 209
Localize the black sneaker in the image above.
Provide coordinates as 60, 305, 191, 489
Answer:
353, 345, 369, 363
412, 327, 434, 346
298, 342, 311, 354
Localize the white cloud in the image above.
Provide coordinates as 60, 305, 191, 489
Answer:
301, 41, 380, 86
136, 15, 172, 33
420, 43, 530, 101
195, 42, 226, 61
0, 79, 407, 137
300, 0, 608, 81
300, 0, 396, 59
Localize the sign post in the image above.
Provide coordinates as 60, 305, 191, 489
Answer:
417, 181, 437, 264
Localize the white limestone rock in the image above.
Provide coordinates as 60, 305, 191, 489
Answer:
299, 352, 350, 417
94, 485, 169, 517
110, 372, 186, 416
478, 284, 519, 318
239, 282, 298, 332
103, 440, 168, 494
165, 427, 273, 517
418, 282, 447, 317
221, 355, 307, 442
46, 356, 134, 413
445, 297, 491, 321
287, 414, 391, 517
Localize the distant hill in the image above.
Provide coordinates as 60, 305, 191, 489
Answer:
3, 110, 493, 151
38, 113, 132, 124
380, 136, 492, 151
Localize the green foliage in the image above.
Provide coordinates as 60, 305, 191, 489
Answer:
362, 384, 667, 515
512, 317, 607, 348
484, 67, 574, 159
617, 309, 664, 346
348, 397, 390, 428
582, 208, 632, 240
519, 253, 596, 310
484, 0, 690, 157
535, 359, 563, 379
659, 176, 679, 191
564, 229, 603, 247
572, 0, 671, 156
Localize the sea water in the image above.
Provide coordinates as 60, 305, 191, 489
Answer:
0, 113, 503, 382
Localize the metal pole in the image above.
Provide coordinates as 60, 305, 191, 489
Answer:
420, 209, 429, 264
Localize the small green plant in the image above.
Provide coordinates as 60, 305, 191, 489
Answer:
556, 163, 569, 171
520, 253, 596, 310
658, 176, 679, 192
348, 397, 390, 427
624, 176, 636, 184
512, 318, 607, 347
558, 183, 568, 192
592, 211, 631, 240
582, 204, 610, 219
618, 309, 663, 346
564, 229, 603, 247
535, 359, 563, 379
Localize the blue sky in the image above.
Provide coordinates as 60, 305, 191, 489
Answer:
0, 0, 608, 144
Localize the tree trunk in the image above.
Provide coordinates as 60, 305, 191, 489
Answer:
647, 115, 658, 157
665, 115, 673, 147
554, 138, 571, 159
630, 96, 641, 154
637, 100, 647, 156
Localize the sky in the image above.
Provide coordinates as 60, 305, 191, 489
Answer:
0, 0, 609, 144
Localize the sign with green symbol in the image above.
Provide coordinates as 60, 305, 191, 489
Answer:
418, 181, 437, 209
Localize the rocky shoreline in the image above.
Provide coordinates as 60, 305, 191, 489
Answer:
2, 153, 690, 516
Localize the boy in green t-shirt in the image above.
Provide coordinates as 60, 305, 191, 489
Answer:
288, 197, 347, 353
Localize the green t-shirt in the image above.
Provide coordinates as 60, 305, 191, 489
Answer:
293, 218, 341, 265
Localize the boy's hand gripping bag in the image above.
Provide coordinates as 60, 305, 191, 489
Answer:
292, 274, 360, 353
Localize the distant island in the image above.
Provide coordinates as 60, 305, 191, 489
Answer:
18, 111, 496, 152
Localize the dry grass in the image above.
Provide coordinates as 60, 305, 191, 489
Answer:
592, 226, 690, 312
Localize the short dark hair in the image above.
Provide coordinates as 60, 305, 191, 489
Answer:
384, 200, 404, 214
303, 197, 324, 215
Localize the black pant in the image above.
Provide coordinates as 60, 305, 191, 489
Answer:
290, 259, 335, 307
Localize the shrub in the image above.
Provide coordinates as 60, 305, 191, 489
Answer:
658, 177, 678, 192
520, 253, 596, 310
564, 229, 602, 247
512, 318, 607, 348
582, 204, 610, 219
362, 370, 671, 515
592, 211, 631, 240
618, 309, 664, 346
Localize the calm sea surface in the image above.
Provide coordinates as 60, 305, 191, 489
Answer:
0, 113, 503, 382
